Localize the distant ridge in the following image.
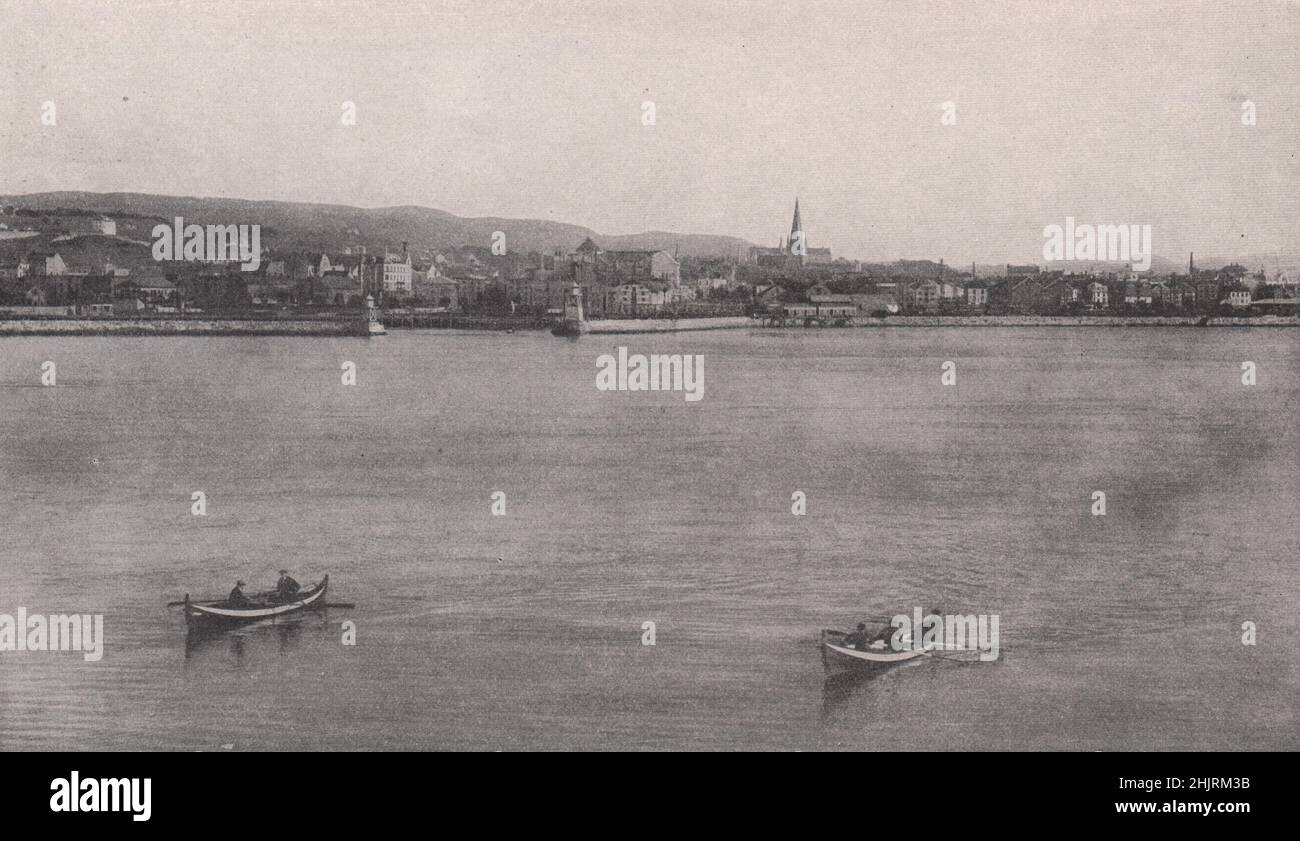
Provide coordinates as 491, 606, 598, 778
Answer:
0, 191, 756, 260
4, 192, 1291, 274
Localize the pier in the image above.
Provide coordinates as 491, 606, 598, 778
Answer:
380, 310, 549, 331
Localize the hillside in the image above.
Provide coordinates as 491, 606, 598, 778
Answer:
0, 192, 755, 261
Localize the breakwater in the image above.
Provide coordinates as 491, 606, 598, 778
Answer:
569, 313, 1300, 334
0, 318, 367, 337
579, 316, 755, 334
382, 312, 549, 330
847, 315, 1300, 327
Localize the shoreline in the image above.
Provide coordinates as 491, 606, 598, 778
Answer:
847, 314, 1300, 327
575, 314, 1300, 333
0, 318, 367, 337
3, 313, 1298, 337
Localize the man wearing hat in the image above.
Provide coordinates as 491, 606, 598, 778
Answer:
275, 569, 301, 601
842, 622, 871, 650
227, 580, 251, 608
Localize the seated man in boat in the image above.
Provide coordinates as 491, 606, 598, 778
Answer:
227, 580, 251, 608
274, 570, 301, 602
841, 622, 871, 650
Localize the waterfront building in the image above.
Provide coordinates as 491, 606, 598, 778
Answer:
319, 274, 364, 306
28, 252, 68, 277
696, 275, 731, 294
318, 253, 364, 279
849, 291, 899, 315
607, 283, 654, 313
127, 269, 179, 307
1006, 276, 1061, 313
381, 248, 413, 294
782, 302, 819, 319
246, 280, 298, 306
605, 249, 681, 285
666, 284, 696, 305
416, 273, 459, 309
1123, 281, 1152, 306
754, 284, 789, 311
1192, 277, 1222, 311
912, 279, 941, 310
0, 257, 29, 280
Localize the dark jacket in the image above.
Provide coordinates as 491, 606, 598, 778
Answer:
842, 631, 870, 649
276, 575, 301, 598
227, 586, 250, 608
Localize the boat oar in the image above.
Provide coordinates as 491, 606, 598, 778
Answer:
926, 648, 989, 664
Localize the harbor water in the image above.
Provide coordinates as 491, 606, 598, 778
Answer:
0, 328, 1295, 750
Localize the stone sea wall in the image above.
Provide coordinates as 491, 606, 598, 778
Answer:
580, 316, 755, 334
0, 318, 366, 336
849, 315, 1300, 327
577, 313, 1300, 333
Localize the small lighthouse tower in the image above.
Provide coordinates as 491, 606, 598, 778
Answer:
365, 294, 386, 336
560, 282, 585, 335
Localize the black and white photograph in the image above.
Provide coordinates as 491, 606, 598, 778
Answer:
0, 0, 1295, 806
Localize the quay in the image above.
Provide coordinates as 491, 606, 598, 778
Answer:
380, 310, 548, 331
0, 317, 369, 337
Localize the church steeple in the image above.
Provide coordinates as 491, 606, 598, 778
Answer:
789, 198, 803, 244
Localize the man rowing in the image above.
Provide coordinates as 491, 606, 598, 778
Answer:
841, 622, 872, 649
227, 580, 251, 608
840, 619, 896, 650
275, 570, 301, 602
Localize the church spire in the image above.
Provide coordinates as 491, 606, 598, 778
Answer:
790, 198, 803, 244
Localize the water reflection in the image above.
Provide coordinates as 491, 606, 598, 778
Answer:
184, 615, 319, 661
820, 668, 892, 719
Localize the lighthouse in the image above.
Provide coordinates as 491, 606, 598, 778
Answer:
558, 281, 585, 335
365, 294, 386, 336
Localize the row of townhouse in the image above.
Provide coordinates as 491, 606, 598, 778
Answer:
882, 272, 1263, 315
755, 270, 1279, 320
989, 273, 1246, 314
506, 238, 688, 315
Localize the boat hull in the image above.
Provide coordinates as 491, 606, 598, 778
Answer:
184, 576, 328, 629
820, 630, 929, 676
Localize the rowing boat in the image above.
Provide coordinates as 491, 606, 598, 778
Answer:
820, 629, 929, 676
182, 575, 329, 629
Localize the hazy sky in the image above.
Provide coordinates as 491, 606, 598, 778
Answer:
2, 0, 1297, 263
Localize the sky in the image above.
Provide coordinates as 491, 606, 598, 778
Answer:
1, 0, 1297, 264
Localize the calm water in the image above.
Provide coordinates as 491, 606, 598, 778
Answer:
0, 327, 1296, 751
